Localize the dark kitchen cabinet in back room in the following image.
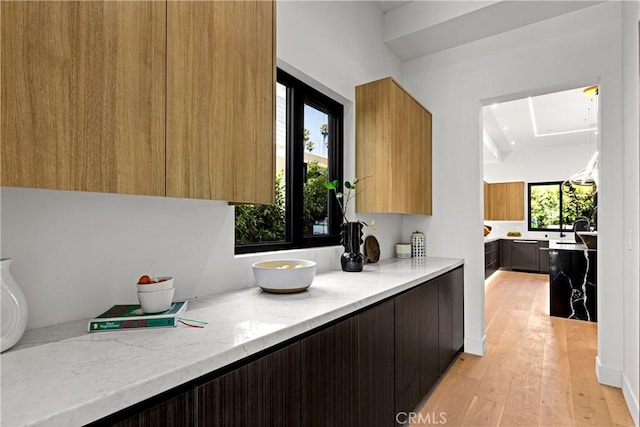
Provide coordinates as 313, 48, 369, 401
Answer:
539, 240, 550, 273
484, 240, 500, 278
511, 240, 540, 272
500, 239, 513, 269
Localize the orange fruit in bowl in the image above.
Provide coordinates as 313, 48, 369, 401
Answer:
138, 275, 152, 285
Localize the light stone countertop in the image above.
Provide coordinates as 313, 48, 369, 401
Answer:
1, 256, 463, 427
484, 235, 578, 244
548, 240, 594, 251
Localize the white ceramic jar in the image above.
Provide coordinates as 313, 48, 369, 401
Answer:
1, 259, 29, 352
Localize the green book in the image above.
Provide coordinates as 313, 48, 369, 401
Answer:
88, 301, 188, 332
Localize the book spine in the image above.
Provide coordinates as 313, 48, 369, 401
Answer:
88, 317, 176, 332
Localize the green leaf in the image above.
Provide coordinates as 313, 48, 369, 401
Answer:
344, 181, 352, 189
353, 178, 360, 185
336, 192, 343, 199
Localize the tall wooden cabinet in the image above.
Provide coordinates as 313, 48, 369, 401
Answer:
356, 77, 432, 215
1, 1, 275, 204
1, 1, 166, 195
484, 181, 525, 220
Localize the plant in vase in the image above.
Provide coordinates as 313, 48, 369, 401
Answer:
324, 178, 375, 272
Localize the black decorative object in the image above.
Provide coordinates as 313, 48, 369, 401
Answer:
340, 222, 364, 272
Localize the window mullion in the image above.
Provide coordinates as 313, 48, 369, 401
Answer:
290, 87, 306, 246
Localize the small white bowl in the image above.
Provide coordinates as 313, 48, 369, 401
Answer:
252, 259, 316, 293
138, 288, 175, 313
137, 277, 174, 293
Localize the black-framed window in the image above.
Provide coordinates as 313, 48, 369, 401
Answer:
528, 181, 597, 232
235, 69, 344, 254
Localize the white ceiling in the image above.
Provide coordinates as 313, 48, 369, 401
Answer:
380, 1, 602, 61
370, 1, 603, 166
482, 86, 599, 164
374, 1, 411, 14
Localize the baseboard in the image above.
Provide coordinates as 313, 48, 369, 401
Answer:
464, 334, 487, 356
622, 374, 639, 426
595, 356, 622, 387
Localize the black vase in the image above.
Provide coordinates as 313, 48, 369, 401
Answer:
340, 222, 364, 272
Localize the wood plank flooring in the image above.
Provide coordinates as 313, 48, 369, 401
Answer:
412, 270, 634, 426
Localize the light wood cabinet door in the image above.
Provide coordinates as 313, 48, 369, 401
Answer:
356, 77, 432, 215
1, 1, 165, 195
167, 1, 275, 203
485, 181, 524, 220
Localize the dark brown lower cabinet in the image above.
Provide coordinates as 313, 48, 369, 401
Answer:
451, 267, 465, 353
418, 282, 440, 396
301, 316, 359, 427
90, 266, 465, 427
438, 274, 454, 374
359, 299, 395, 427
438, 267, 465, 374
109, 390, 195, 427
198, 343, 301, 427
395, 287, 422, 415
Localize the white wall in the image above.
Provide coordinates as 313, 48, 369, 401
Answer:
0, 1, 403, 330
484, 142, 595, 183
621, 0, 640, 423
401, 1, 625, 373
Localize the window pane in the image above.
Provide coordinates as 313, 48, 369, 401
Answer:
303, 104, 330, 236
234, 82, 287, 244
561, 184, 597, 229
530, 184, 560, 229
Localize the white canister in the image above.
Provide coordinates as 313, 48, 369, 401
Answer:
411, 231, 426, 258
396, 243, 412, 259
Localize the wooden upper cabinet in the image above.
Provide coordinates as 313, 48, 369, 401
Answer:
167, 1, 275, 203
355, 77, 432, 215
484, 181, 525, 220
1, 1, 165, 195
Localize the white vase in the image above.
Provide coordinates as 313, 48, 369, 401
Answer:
1, 259, 29, 352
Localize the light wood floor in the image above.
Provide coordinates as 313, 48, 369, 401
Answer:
412, 270, 634, 426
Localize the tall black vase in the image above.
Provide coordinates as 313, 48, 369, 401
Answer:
340, 222, 364, 272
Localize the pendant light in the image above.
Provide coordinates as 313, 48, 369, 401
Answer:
563, 85, 599, 194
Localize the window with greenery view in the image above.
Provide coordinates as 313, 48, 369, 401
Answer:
235, 69, 343, 253
528, 181, 597, 232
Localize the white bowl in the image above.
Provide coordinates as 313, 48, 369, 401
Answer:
137, 277, 174, 293
138, 288, 175, 313
252, 259, 317, 293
